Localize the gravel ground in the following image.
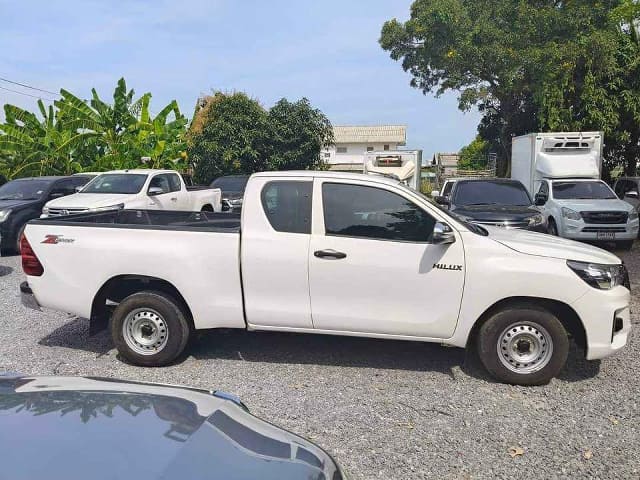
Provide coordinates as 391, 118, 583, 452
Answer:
0, 245, 639, 480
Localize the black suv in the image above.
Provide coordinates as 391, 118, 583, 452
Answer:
434, 178, 547, 232
0, 175, 94, 254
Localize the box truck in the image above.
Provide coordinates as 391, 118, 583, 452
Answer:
511, 132, 638, 248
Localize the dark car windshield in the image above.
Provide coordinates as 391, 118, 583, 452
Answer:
552, 181, 617, 200
453, 181, 532, 206
211, 176, 249, 192
0, 179, 53, 200
81, 174, 148, 194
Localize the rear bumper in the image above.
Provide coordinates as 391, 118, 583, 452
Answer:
20, 281, 41, 311
570, 285, 631, 360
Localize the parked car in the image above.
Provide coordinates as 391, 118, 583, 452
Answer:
0, 374, 345, 480
21, 171, 631, 385
512, 132, 638, 249
0, 174, 7, 187
41, 169, 222, 218
430, 177, 461, 201
211, 175, 250, 212
433, 179, 546, 232
0, 175, 93, 254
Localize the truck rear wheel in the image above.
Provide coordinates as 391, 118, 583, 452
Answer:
111, 291, 191, 367
476, 305, 569, 386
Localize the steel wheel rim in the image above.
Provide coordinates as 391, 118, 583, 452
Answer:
497, 321, 553, 374
123, 308, 169, 356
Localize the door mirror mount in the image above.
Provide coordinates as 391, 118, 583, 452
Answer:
432, 222, 456, 245
148, 186, 164, 196
434, 195, 450, 206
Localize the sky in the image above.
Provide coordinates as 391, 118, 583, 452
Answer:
0, 0, 481, 159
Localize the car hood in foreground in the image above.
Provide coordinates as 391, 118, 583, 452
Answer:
486, 227, 621, 264
45, 193, 135, 209
0, 375, 343, 480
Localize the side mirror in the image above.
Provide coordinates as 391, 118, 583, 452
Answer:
432, 222, 456, 245
148, 186, 164, 196
49, 191, 65, 199
534, 194, 547, 206
430, 190, 440, 198
74, 186, 84, 193
434, 195, 450, 206
625, 190, 639, 199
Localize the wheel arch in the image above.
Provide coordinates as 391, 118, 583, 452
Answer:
465, 296, 586, 352
90, 274, 194, 335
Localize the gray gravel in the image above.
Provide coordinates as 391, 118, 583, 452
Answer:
1, 245, 639, 480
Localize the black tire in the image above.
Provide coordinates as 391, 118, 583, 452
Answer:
547, 217, 558, 236
477, 305, 569, 386
201, 204, 214, 212
616, 240, 634, 251
111, 291, 191, 367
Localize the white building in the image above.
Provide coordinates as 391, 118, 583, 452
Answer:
323, 125, 407, 171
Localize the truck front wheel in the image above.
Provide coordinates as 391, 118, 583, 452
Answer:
111, 291, 191, 367
477, 305, 569, 386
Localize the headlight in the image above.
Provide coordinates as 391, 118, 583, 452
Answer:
629, 210, 638, 222
562, 207, 582, 221
567, 260, 630, 290
227, 198, 243, 206
0, 210, 10, 223
528, 214, 544, 226
42, 206, 50, 216
90, 203, 125, 212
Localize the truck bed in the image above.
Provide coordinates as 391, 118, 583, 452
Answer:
30, 209, 241, 232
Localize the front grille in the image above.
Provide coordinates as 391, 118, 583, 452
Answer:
473, 220, 529, 229
580, 211, 628, 224
47, 207, 89, 217
582, 227, 627, 233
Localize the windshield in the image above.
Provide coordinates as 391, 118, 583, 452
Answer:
211, 176, 249, 192
552, 181, 616, 200
0, 179, 52, 200
453, 181, 532, 206
81, 174, 148, 194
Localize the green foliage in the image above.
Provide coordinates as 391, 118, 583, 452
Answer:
458, 136, 489, 170
380, 0, 640, 176
189, 92, 333, 184
0, 78, 188, 179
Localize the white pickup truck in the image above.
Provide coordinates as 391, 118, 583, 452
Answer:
41, 169, 222, 217
21, 171, 631, 385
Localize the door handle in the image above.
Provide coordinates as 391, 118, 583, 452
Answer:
314, 249, 347, 259
170, 197, 177, 202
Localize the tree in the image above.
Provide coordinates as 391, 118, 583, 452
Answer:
379, 0, 635, 176
189, 92, 269, 183
265, 98, 334, 171
458, 136, 489, 170
189, 92, 333, 184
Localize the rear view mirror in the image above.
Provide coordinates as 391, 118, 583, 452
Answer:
434, 196, 450, 206
432, 222, 456, 245
534, 194, 547, 206
148, 187, 164, 196
625, 190, 639, 199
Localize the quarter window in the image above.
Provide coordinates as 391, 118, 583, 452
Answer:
167, 174, 182, 192
322, 183, 436, 242
261, 181, 312, 234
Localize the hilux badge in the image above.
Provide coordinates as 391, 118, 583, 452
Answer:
433, 263, 463, 271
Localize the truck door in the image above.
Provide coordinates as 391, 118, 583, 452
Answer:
241, 177, 314, 329
167, 173, 190, 210
308, 178, 465, 338
147, 174, 175, 210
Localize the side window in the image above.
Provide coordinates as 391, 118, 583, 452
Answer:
50, 179, 75, 197
149, 174, 171, 194
261, 181, 312, 234
168, 174, 182, 192
442, 182, 453, 197
71, 176, 91, 188
322, 183, 436, 243
614, 180, 627, 198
